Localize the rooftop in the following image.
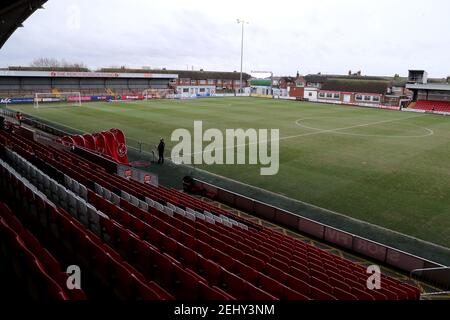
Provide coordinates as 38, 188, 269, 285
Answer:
99, 68, 251, 80
405, 83, 450, 91
321, 79, 391, 94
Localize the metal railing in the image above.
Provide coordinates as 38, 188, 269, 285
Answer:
410, 266, 450, 295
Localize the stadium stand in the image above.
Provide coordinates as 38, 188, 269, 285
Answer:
0, 88, 142, 98
411, 100, 450, 113
0, 201, 82, 300
0, 67, 177, 102
0, 125, 421, 300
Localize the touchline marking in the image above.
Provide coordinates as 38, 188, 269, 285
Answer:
168, 114, 430, 160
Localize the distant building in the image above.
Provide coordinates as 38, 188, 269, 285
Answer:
300, 73, 412, 108
318, 79, 390, 105
272, 74, 305, 98
304, 74, 327, 89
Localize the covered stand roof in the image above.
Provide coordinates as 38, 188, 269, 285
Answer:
99, 68, 251, 81
0, 0, 47, 49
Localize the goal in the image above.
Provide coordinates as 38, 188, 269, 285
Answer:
143, 88, 174, 100
34, 92, 82, 109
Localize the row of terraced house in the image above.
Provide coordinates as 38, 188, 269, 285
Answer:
272, 70, 450, 110
272, 72, 411, 109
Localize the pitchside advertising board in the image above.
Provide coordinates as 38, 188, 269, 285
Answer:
0, 95, 147, 104
1, 97, 35, 104
67, 95, 114, 102
2, 93, 247, 104
67, 95, 145, 102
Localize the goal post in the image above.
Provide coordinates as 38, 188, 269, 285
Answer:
34, 92, 82, 109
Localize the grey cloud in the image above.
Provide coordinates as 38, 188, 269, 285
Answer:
0, 0, 449, 77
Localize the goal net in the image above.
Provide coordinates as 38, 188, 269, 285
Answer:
34, 92, 82, 109
143, 88, 174, 100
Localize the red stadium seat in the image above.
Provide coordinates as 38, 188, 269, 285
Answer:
234, 260, 259, 284
244, 253, 266, 270
198, 282, 234, 300
197, 256, 222, 287
333, 287, 359, 300
282, 286, 310, 300
226, 245, 246, 261
265, 263, 288, 283
289, 266, 310, 283
413, 100, 450, 112
178, 244, 198, 270
161, 233, 179, 258
220, 270, 248, 300
255, 272, 286, 298
215, 251, 236, 270
196, 240, 216, 260
246, 282, 278, 301
311, 276, 333, 293
285, 274, 311, 296
351, 287, 375, 301
172, 263, 200, 300
310, 286, 336, 300
329, 277, 351, 292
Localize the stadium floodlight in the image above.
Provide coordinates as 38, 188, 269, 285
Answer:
34, 92, 82, 109
237, 19, 249, 95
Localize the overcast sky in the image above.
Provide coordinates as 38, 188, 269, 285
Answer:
1, 0, 449, 77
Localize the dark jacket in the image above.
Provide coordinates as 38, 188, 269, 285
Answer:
158, 141, 165, 153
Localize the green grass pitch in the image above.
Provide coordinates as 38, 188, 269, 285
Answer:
10, 97, 450, 248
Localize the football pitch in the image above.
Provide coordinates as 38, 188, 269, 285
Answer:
9, 97, 450, 248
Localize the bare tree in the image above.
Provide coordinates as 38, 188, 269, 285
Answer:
30, 58, 88, 69
30, 57, 60, 68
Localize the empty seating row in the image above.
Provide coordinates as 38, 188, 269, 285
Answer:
412, 100, 450, 113
0, 127, 258, 231
0, 202, 75, 300
0, 156, 173, 300
1, 144, 241, 300
3, 148, 105, 234
87, 188, 284, 299
89, 188, 346, 300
